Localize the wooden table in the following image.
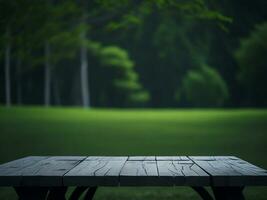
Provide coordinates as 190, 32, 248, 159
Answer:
0, 156, 267, 200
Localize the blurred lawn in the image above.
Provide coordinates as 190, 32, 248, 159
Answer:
0, 107, 267, 199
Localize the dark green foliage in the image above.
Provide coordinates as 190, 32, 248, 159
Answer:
0, 0, 267, 107
181, 65, 229, 107
235, 22, 267, 106
98, 46, 150, 107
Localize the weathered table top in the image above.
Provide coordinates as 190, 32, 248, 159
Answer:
0, 156, 266, 187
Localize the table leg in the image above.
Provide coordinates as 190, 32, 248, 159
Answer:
47, 186, 68, 200
14, 187, 49, 200
84, 187, 97, 200
69, 186, 88, 200
212, 187, 245, 200
191, 187, 214, 200
14, 186, 98, 200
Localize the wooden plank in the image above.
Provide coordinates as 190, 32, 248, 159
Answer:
156, 156, 188, 161
64, 157, 128, 186
86, 156, 128, 161
190, 157, 244, 186
20, 156, 86, 186
0, 156, 48, 186
128, 156, 155, 161
120, 160, 158, 186
51, 156, 86, 161
221, 158, 267, 185
189, 156, 216, 161
1, 156, 266, 187
157, 160, 209, 186
215, 156, 239, 160
190, 156, 239, 161
179, 161, 210, 186
190, 156, 267, 186
157, 160, 183, 185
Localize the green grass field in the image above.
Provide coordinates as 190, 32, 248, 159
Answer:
0, 107, 267, 199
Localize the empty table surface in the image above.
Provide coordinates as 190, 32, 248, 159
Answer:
0, 156, 266, 187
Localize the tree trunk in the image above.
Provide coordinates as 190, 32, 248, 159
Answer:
5, 28, 11, 107
53, 79, 61, 106
16, 58, 22, 105
44, 41, 51, 107
80, 30, 90, 108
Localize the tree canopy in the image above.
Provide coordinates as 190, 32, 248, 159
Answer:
0, 0, 266, 108
235, 22, 267, 106
180, 65, 229, 107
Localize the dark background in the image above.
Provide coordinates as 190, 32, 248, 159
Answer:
1, 0, 267, 108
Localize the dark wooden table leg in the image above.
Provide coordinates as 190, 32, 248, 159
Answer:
212, 187, 245, 200
70, 187, 88, 200
192, 187, 214, 200
84, 187, 97, 200
14, 187, 49, 200
47, 186, 68, 200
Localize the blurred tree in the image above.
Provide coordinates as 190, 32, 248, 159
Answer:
0, 0, 80, 107
108, 0, 231, 107
0, 0, 233, 108
76, 0, 144, 108
0, 0, 21, 106
207, 0, 267, 107
13, 28, 32, 105
98, 46, 149, 107
28, 0, 80, 106
0, 0, 45, 106
75, 1, 143, 108
13, 1, 47, 105
180, 65, 229, 107
47, 2, 78, 107
235, 22, 267, 106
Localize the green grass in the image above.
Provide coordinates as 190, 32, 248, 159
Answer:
0, 106, 267, 199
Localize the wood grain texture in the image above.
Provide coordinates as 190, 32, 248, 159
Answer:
120, 160, 159, 186
64, 157, 128, 186
85, 156, 127, 161
128, 156, 156, 161
20, 156, 86, 186
157, 160, 209, 186
189, 156, 267, 186
190, 156, 239, 161
156, 156, 188, 161
0, 156, 48, 186
0, 156, 267, 187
